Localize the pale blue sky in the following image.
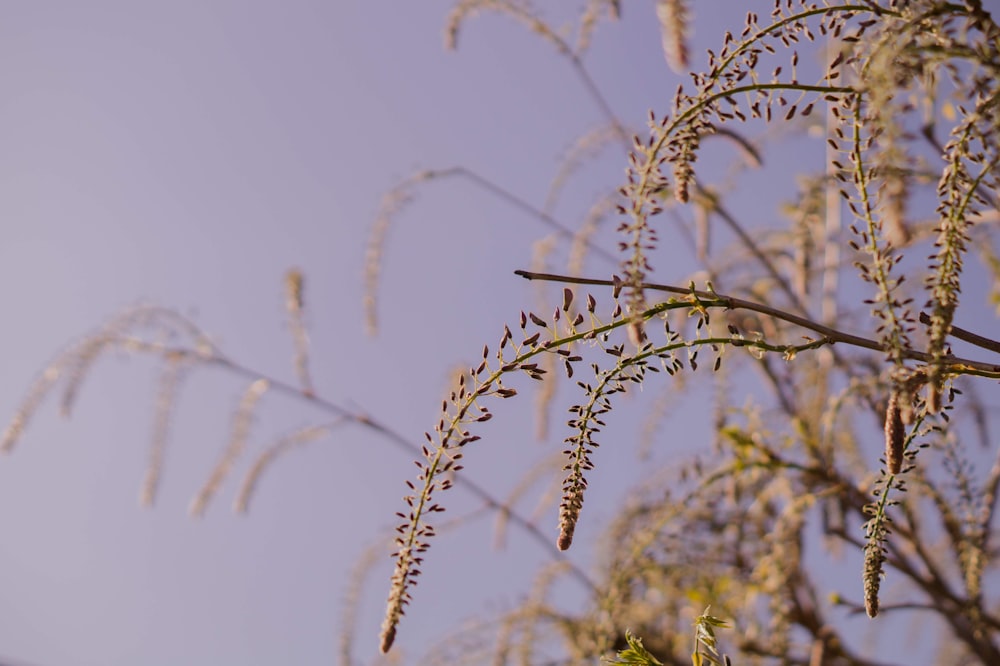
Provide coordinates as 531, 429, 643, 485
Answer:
0, 2, 996, 665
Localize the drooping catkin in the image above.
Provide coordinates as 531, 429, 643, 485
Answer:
557, 521, 577, 551
576, 0, 600, 54
364, 178, 419, 337
926, 382, 942, 415
2, 364, 62, 454
284, 268, 315, 397
59, 336, 111, 419
189, 378, 270, 517
445, 1, 566, 54
338, 539, 385, 666
233, 423, 334, 513
656, 0, 690, 74
379, 621, 397, 654
863, 535, 886, 618
884, 390, 904, 475
557, 477, 585, 551
880, 166, 910, 248
140, 354, 189, 507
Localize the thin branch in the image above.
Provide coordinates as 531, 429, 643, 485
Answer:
513, 270, 1000, 376
919, 311, 1000, 355
430, 167, 618, 264
102, 335, 599, 594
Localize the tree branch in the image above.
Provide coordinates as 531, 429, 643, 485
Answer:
105, 336, 600, 594
513, 270, 1000, 377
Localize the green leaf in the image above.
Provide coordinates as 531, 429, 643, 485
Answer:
603, 629, 665, 666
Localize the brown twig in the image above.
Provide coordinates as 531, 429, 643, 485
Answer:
919, 311, 1000, 355
513, 270, 1000, 376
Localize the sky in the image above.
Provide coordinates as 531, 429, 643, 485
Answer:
0, 2, 997, 665
0, 4, 693, 664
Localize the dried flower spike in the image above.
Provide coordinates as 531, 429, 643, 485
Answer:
284, 268, 315, 397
